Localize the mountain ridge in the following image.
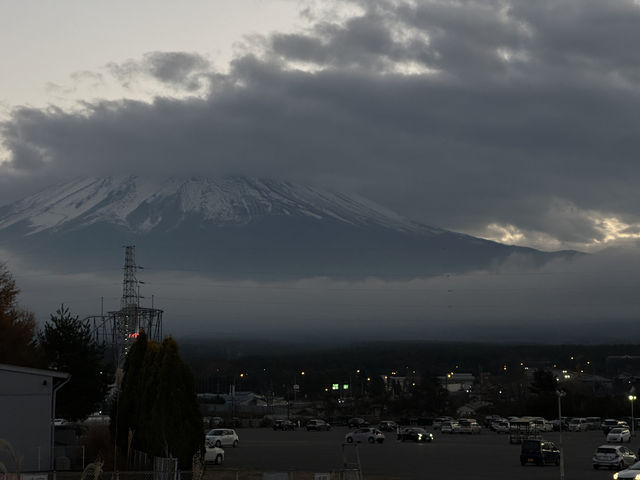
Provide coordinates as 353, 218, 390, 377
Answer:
0, 175, 580, 279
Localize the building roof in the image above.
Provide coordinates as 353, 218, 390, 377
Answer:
0, 362, 70, 379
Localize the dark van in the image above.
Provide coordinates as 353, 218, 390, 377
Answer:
520, 439, 561, 466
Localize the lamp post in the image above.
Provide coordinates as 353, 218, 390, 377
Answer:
630, 395, 637, 437
556, 389, 566, 480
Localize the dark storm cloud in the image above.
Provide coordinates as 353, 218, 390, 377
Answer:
2, 0, 640, 249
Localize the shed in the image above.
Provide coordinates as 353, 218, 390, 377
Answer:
0, 363, 70, 472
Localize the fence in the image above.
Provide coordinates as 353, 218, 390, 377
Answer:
6, 470, 362, 480
53, 446, 86, 472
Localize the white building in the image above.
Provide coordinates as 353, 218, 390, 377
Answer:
0, 363, 70, 472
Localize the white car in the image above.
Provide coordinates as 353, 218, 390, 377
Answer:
345, 427, 385, 444
440, 421, 460, 433
608, 428, 632, 443
614, 460, 640, 478
203, 446, 224, 465
593, 445, 636, 470
205, 428, 239, 448
492, 420, 510, 433
457, 419, 481, 434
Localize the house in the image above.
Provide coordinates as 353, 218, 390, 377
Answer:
0, 363, 70, 472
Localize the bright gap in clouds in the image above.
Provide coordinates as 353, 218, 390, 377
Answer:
477, 214, 640, 253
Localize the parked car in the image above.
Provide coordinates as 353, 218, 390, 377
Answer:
530, 418, 554, 432
593, 445, 636, 470
348, 417, 368, 428
440, 421, 460, 434
457, 419, 481, 434
399, 427, 433, 442
204, 416, 224, 428
345, 428, 385, 444
484, 415, 502, 428
586, 416, 602, 430
205, 429, 239, 448
432, 416, 453, 430
306, 419, 331, 431
273, 419, 296, 431
614, 460, 640, 478
568, 417, 588, 432
378, 420, 398, 432
608, 428, 632, 443
602, 418, 622, 435
520, 439, 560, 466
493, 420, 510, 434
509, 418, 539, 444
203, 446, 225, 465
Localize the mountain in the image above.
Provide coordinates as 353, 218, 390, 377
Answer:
0, 175, 578, 278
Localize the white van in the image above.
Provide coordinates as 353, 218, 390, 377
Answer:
568, 417, 588, 432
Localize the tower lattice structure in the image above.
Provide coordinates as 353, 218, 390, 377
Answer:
121, 245, 139, 311
88, 245, 163, 366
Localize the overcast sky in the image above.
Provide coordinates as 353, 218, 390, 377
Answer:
3, 0, 640, 253
3, 1, 640, 341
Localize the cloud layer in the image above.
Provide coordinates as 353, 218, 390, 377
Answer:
3, 0, 640, 252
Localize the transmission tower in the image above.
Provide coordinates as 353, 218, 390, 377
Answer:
88, 245, 163, 367
121, 245, 139, 310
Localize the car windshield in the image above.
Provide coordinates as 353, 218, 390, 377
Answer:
597, 447, 616, 454
610, 428, 623, 433
208, 429, 224, 435
629, 461, 640, 470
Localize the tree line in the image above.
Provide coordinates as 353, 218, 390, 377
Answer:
1, 263, 203, 469
0, 264, 109, 420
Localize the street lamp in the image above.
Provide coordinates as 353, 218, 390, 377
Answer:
556, 390, 566, 480
632, 395, 637, 436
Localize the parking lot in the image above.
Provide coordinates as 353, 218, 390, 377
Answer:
208, 427, 640, 479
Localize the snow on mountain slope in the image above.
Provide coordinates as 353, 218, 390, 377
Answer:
0, 176, 443, 236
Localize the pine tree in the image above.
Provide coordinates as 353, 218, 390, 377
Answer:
39, 304, 109, 421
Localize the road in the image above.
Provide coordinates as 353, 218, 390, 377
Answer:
206, 427, 637, 479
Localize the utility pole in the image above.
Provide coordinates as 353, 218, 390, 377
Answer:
557, 389, 566, 480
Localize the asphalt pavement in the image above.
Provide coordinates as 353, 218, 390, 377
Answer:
206, 427, 637, 479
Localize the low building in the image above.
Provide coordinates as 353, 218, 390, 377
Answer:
438, 373, 475, 393
0, 363, 70, 472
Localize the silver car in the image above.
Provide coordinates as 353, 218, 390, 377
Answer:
345, 427, 385, 444
593, 445, 636, 470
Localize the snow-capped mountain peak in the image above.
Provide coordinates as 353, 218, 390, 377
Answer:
0, 175, 441, 236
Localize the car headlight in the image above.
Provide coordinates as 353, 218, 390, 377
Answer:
417, 433, 422, 440
635, 474, 640, 480
613, 473, 618, 479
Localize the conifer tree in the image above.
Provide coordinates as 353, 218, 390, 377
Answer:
113, 334, 203, 469
39, 304, 109, 421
